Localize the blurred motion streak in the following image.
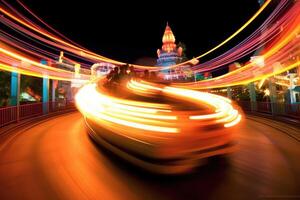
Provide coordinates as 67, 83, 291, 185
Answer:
75, 79, 241, 174
172, 0, 300, 89
0, 0, 272, 70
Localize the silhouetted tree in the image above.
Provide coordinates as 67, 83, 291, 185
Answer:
0, 71, 10, 106
177, 41, 188, 62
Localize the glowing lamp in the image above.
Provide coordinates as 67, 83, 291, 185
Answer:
264, 89, 270, 96
178, 47, 183, 56
250, 56, 265, 68
189, 58, 199, 65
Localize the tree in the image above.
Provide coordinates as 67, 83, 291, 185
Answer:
20, 75, 42, 103
0, 70, 11, 106
177, 41, 188, 62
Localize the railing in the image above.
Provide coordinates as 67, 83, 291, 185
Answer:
256, 102, 272, 113
236, 101, 300, 120
0, 101, 75, 128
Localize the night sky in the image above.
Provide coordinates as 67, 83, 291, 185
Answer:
18, 0, 276, 64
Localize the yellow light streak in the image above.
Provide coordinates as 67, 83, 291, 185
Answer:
0, 62, 78, 81
0, 0, 272, 69
224, 114, 242, 128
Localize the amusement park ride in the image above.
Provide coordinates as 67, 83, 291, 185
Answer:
0, 0, 300, 175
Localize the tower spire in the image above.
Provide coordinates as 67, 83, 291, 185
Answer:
156, 22, 182, 67
162, 23, 176, 52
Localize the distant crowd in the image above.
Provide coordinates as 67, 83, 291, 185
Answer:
104, 65, 158, 89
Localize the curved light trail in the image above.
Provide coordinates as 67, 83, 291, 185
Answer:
192, 0, 272, 60
191, 0, 290, 73
0, 0, 289, 86
0, 45, 90, 81
75, 79, 241, 173
0, 0, 272, 71
0, 0, 298, 177
172, 0, 300, 89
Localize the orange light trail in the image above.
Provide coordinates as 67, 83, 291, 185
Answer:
78, 79, 242, 137
75, 79, 241, 173
0, 0, 272, 70
0, 46, 90, 81
171, 1, 300, 89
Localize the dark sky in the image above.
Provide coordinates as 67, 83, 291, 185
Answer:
18, 0, 275, 64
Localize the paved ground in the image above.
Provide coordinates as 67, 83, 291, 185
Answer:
0, 112, 299, 200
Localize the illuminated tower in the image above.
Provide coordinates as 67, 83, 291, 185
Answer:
156, 23, 182, 68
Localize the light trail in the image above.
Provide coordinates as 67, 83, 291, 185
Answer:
15, 0, 88, 49
0, 5, 125, 65
0, 0, 297, 92
0, 46, 90, 81
77, 80, 241, 136
0, 0, 272, 70
75, 79, 241, 173
191, 0, 290, 73
75, 83, 179, 133
0, 0, 283, 90
172, 0, 300, 89
0, 0, 298, 175
194, 0, 272, 59
127, 80, 239, 125
0, 62, 85, 81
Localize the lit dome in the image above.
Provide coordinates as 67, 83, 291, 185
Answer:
162, 24, 176, 44
162, 23, 176, 52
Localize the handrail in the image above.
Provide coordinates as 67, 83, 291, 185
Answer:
236, 100, 300, 119
0, 101, 76, 128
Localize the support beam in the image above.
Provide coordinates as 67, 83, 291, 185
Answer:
10, 72, 20, 122
268, 78, 277, 115
227, 87, 232, 99
43, 76, 49, 114
288, 73, 296, 104
52, 80, 57, 102
41, 60, 49, 114
10, 72, 20, 106
248, 82, 257, 112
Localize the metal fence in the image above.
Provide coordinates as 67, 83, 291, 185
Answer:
0, 101, 75, 128
236, 101, 300, 120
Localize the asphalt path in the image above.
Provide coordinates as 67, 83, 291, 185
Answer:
0, 112, 299, 200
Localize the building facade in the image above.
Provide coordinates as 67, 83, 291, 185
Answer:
156, 23, 182, 69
